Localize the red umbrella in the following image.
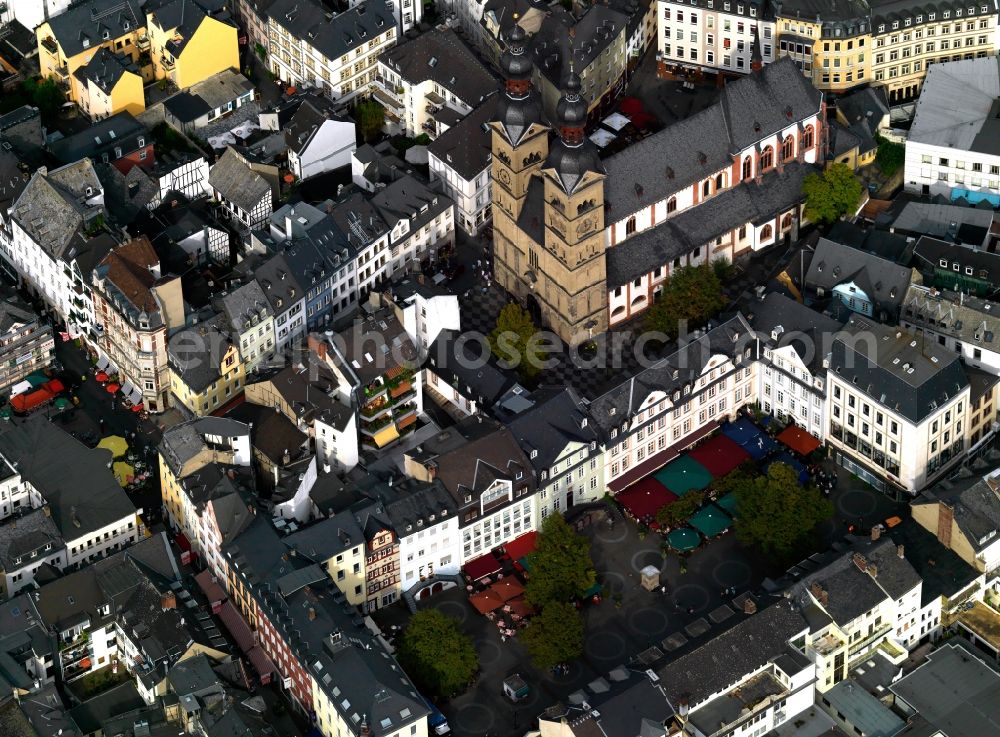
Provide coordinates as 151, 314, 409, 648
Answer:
131, 403, 143, 413
106, 383, 120, 394
95, 371, 109, 382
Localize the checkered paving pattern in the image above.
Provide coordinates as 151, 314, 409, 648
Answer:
458, 284, 645, 400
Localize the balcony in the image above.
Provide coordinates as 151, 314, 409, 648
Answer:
361, 395, 391, 418
137, 35, 150, 51
848, 623, 893, 659
361, 413, 393, 436
808, 632, 845, 658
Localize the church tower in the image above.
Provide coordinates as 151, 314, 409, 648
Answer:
533, 69, 608, 344
490, 22, 548, 223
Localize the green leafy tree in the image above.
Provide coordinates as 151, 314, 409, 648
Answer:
524, 514, 596, 609
734, 463, 833, 562
520, 601, 584, 669
655, 490, 705, 529
644, 264, 726, 339
874, 135, 905, 176
802, 163, 863, 225
397, 610, 478, 699
22, 77, 66, 122
355, 99, 386, 143
488, 302, 545, 381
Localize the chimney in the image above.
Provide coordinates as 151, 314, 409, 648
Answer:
871, 526, 881, 541
897, 544, 905, 559
852, 552, 867, 571
743, 598, 757, 615
867, 563, 878, 578
809, 582, 829, 607
937, 502, 954, 548
161, 591, 177, 609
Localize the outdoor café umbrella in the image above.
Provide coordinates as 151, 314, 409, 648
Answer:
667, 527, 701, 551
98, 435, 129, 458
112, 461, 135, 486
106, 383, 120, 394
95, 371, 109, 382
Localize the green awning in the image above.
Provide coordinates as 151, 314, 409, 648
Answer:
654, 456, 713, 496
688, 506, 733, 538
715, 492, 738, 515
667, 527, 700, 551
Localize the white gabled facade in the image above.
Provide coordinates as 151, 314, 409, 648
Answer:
288, 119, 357, 180
398, 515, 461, 589
759, 342, 828, 440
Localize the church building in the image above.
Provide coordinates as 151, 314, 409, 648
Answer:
491, 27, 827, 343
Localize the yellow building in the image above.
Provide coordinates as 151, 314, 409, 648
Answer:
73, 49, 146, 119
167, 314, 245, 416
147, 1, 240, 90
36, 0, 150, 100
284, 515, 368, 606
870, 3, 998, 104
775, 2, 871, 95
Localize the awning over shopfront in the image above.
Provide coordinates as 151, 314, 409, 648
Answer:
373, 424, 400, 448
463, 552, 502, 581
218, 600, 254, 652
247, 646, 276, 684
503, 531, 537, 561
96, 354, 109, 371
777, 426, 822, 456
121, 379, 136, 398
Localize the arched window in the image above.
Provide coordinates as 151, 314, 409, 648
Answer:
782, 135, 794, 160
760, 146, 774, 170
803, 125, 814, 149
715, 173, 725, 189
667, 197, 677, 213
626, 216, 637, 235
702, 180, 711, 197
742, 156, 752, 180
761, 224, 773, 241
781, 213, 793, 229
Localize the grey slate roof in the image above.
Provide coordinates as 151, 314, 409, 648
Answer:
504, 387, 598, 471
0, 508, 63, 569
602, 57, 822, 219
741, 291, 844, 374
267, 0, 395, 63
830, 315, 969, 424
902, 285, 1000, 355
917, 472, 1000, 553
607, 161, 813, 287
217, 280, 273, 334
209, 148, 271, 214
530, 4, 629, 89
656, 602, 808, 704
12, 160, 103, 262
425, 328, 517, 408
382, 29, 496, 108
912, 236, 1000, 290
49, 112, 147, 167
158, 416, 250, 476
283, 512, 364, 561
890, 643, 1000, 737
0, 417, 137, 543
168, 312, 237, 392
45, 0, 145, 59
428, 96, 498, 181
588, 314, 756, 435
370, 174, 452, 244
805, 237, 913, 320
73, 48, 138, 94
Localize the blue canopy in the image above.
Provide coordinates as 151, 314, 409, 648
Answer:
722, 418, 777, 459
768, 452, 810, 483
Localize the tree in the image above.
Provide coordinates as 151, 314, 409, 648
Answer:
644, 264, 726, 340
488, 302, 545, 382
802, 163, 863, 225
734, 463, 834, 562
355, 99, 386, 143
397, 610, 478, 699
655, 490, 704, 529
874, 135, 905, 177
21, 77, 66, 122
524, 514, 596, 609
520, 601, 584, 669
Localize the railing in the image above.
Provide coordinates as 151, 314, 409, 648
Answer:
848, 623, 893, 658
